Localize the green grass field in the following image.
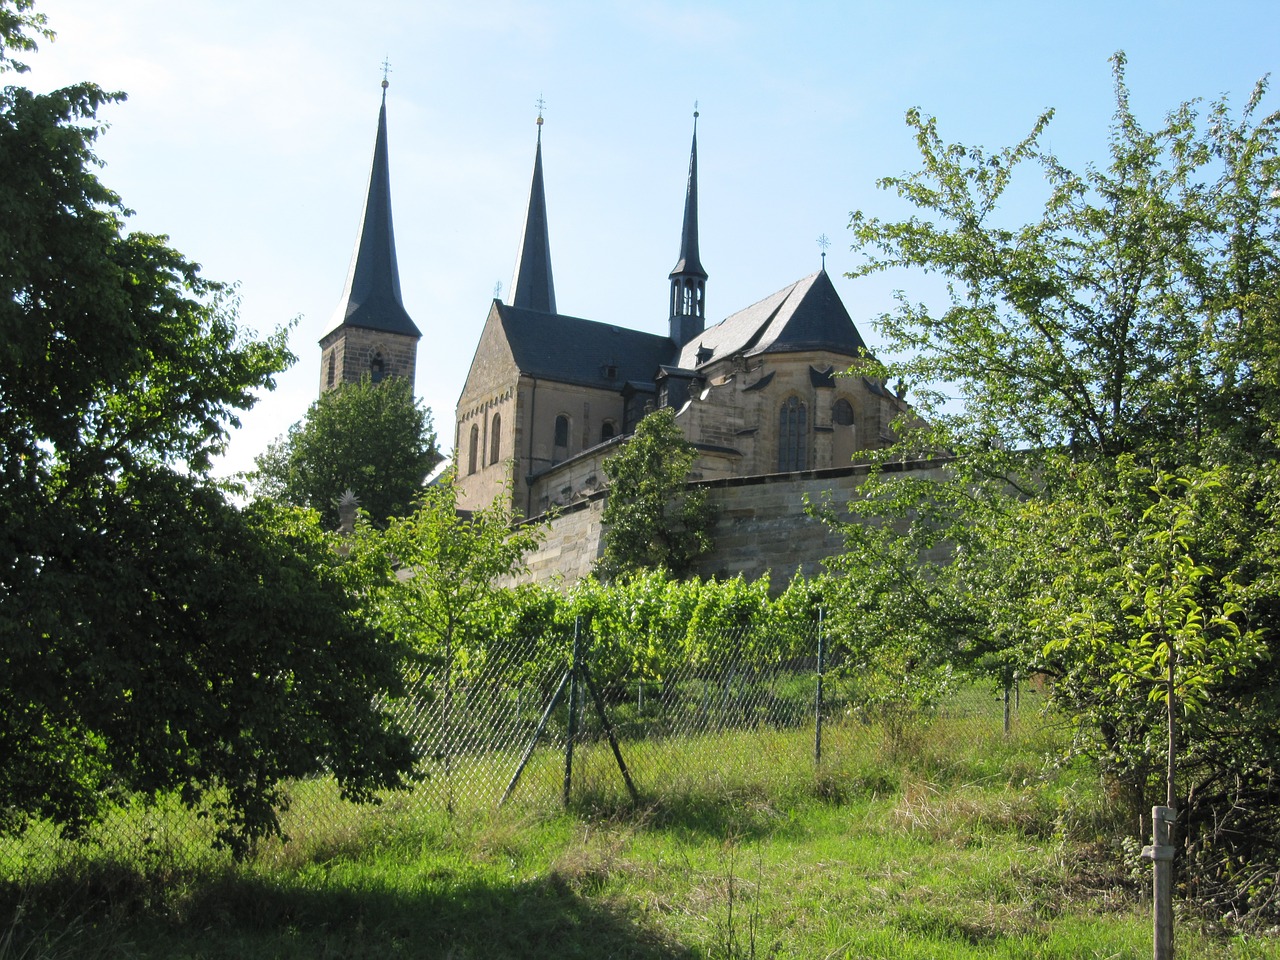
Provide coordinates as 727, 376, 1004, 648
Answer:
2, 712, 1277, 959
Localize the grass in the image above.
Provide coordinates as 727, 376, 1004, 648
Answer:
2, 710, 1277, 958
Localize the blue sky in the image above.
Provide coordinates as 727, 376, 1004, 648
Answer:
26, 0, 1280, 474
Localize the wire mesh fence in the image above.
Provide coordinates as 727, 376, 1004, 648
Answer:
0, 616, 1038, 880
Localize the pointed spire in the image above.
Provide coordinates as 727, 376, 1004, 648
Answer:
669, 104, 707, 347
509, 103, 557, 314
670, 108, 707, 281
326, 78, 420, 339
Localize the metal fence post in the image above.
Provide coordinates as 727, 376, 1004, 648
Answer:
562, 616, 582, 807
814, 608, 825, 767
1003, 679, 1012, 737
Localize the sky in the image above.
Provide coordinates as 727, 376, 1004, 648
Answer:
22, 0, 1280, 477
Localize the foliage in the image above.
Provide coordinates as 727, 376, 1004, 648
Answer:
828, 53, 1280, 906
349, 470, 542, 682
0, 3, 415, 855
474, 570, 824, 687
596, 408, 717, 580
849, 54, 1280, 462
252, 374, 439, 528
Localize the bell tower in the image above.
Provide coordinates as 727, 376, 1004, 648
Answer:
318, 73, 421, 395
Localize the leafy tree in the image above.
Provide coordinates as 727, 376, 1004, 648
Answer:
0, 3, 415, 852
849, 54, 1278, 462
596, 408, 717, 580
827, 55, 1280, 910
350, 471, 541, 680
253, 374, 440, 528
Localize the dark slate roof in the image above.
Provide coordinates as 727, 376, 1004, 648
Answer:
669, 126, 707, 280
496, 302, 674, 389
323, 89, 421, 340
675, 269, 870, 368
509, 127, 557, 314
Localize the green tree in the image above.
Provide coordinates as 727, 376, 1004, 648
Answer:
827, 56, 1280, 904
596, 408, 717, 580
253, 374, 440, 528
350, 470, 542, 679
0, 3, 415, 853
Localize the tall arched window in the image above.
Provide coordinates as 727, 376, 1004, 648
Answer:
778, 397, 807, 472
833, 398, 855, 426
370, 352, 386, 383
467, 424, 479, 475
325, 352, 336, 389
553, 414, 570, 463
490, 413, 502, 464
601, 420, 616, 442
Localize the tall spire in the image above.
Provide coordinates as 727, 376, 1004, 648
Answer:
669, 105, 707, 348
509, 103, 557, 314
325, 76, 420, 339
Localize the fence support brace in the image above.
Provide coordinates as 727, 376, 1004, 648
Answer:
500, 617, 639, 809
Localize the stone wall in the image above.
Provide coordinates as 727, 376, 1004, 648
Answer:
511, 458, 951, 588
318, 326, 418, 394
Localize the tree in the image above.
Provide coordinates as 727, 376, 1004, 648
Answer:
849, 54, 1278, 463
596, 408, 717, 580
828, 55, 1280, 913
253, 374, 439, 528
0, 3, 415, 853
350, 470, 542, 679
348, 471, 540, 804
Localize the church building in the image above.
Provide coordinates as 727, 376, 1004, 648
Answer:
317, 87, 911, 523
453, 109, 911, 519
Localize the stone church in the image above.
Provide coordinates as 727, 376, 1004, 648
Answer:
319, 88, 911, 525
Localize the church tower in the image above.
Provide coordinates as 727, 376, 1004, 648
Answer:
508, 110, 557, 314
318, 77, 421, 395
669, 109, 707, 348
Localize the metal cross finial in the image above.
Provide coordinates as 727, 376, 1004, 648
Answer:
694, 99, 699, 119
535, 94, 546, 125
818, 233, 831, 269
494, 281, 503, 301
380, 58, 391, 90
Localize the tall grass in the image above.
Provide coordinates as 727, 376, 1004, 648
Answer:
1, 706, 1270, 958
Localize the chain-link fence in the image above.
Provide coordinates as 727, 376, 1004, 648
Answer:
0, 618, 1037, 879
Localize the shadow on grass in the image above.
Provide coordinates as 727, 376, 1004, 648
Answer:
2, 862, 693, 960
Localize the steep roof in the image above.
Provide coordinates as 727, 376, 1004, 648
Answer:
495, 302, 673, 389
323, 86, 421, 340
669, 124, 706, 280
509, 123, 557, 314
675, 269, 869, 368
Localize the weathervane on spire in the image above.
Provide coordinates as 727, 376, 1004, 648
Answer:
818, 233, 831, 269
535, 95, 546, 125
381, 58, 391, 90
693, 99, 699, 131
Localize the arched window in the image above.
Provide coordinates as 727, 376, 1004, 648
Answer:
778, 397, 807, 472
554, 414, 570, 448
467, 424, 479, 475
325, 352, 336, 389
601, 420, 616, 442
370, 352, 386, 383
490, 413, 502, 464
833, 398, 855, 426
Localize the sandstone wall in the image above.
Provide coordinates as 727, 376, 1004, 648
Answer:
511, 459, 951, 589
